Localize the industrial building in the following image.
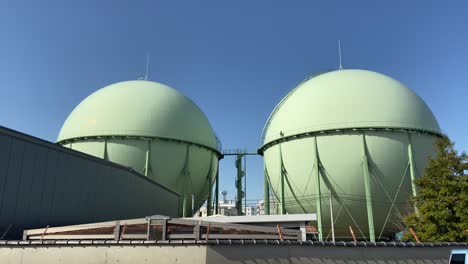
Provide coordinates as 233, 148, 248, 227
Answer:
0, 126, 179, 239
0, 68, 443, 244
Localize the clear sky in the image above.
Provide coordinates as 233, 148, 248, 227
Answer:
1, 1, 467, 204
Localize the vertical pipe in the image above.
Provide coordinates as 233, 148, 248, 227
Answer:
264, 164, 270, 215
313, 136, 323, 241
214, 164, 219, 215
236, 154, 243, 215
407, 133, 420, 217
329, 190, 335, 242
361, 133, 375, 242
244, 155, 247, 215
279, 145, 286, 215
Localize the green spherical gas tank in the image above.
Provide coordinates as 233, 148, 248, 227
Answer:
58, 80, 221, 217
259, 69, 441, 240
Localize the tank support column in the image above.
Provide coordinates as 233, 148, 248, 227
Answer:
103, 139, 109, 161
279, 145, 286, 215
264, 165, 270, 215
207, 193, 212, 216
361, 133, 375, 242
205, 155, 214, 216
180, 146, 191, 218
313, 136, 323, 241
407, 133, 420, 217
182, 196, 187, 217
207, 179, 212, 216
144, 140, 151, 176
214, 165, 219, 215
329, 190, 335, 242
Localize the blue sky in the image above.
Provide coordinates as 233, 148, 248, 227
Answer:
1, 1, 467, 204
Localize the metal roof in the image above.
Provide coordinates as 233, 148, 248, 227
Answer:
0, 126, 178, 196
22, 217, 303, 241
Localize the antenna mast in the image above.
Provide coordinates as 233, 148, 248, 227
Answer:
338, 40, 343, 70
145, 53, 150, 80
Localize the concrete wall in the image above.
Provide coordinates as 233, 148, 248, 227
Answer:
207, 244, 455, 264
0, 126, 179, 238
0, 243, 459, 264
0, 244, 206, 264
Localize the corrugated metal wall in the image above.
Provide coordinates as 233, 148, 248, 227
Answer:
0, 126, 179, 238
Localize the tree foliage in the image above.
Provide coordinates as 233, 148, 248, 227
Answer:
403, 135, 468, 242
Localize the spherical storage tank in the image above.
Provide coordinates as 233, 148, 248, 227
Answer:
58, 80, 221, 217
259, 69, 442, 240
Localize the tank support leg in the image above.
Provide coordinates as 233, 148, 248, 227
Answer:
180, 146, 191, 218
279, 145, 286, 215
264, 165, 270, 215
205, 155, 214, 216
182, 195, 187, 217
313, 136, 323, 241
207, 193, 212, 216
329, 190, 335, 242
144, 140, 151, 176
103, 139, 109, 161
214, 165, 219, 215
361, 133, 375, 242
407, 133, 420, 217
207, 177, 212, 216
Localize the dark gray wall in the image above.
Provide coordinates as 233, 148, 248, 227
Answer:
0, 126, 179, 238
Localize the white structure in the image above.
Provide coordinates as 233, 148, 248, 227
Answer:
242, 206, 255, 216
195, 207, 208, 217
191, 214, 317, 241
218, 200, 238, 216
256, 198, 277, 215
195, 199, 239, 217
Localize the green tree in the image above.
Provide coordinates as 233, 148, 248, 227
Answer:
403, 135, 468, 242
